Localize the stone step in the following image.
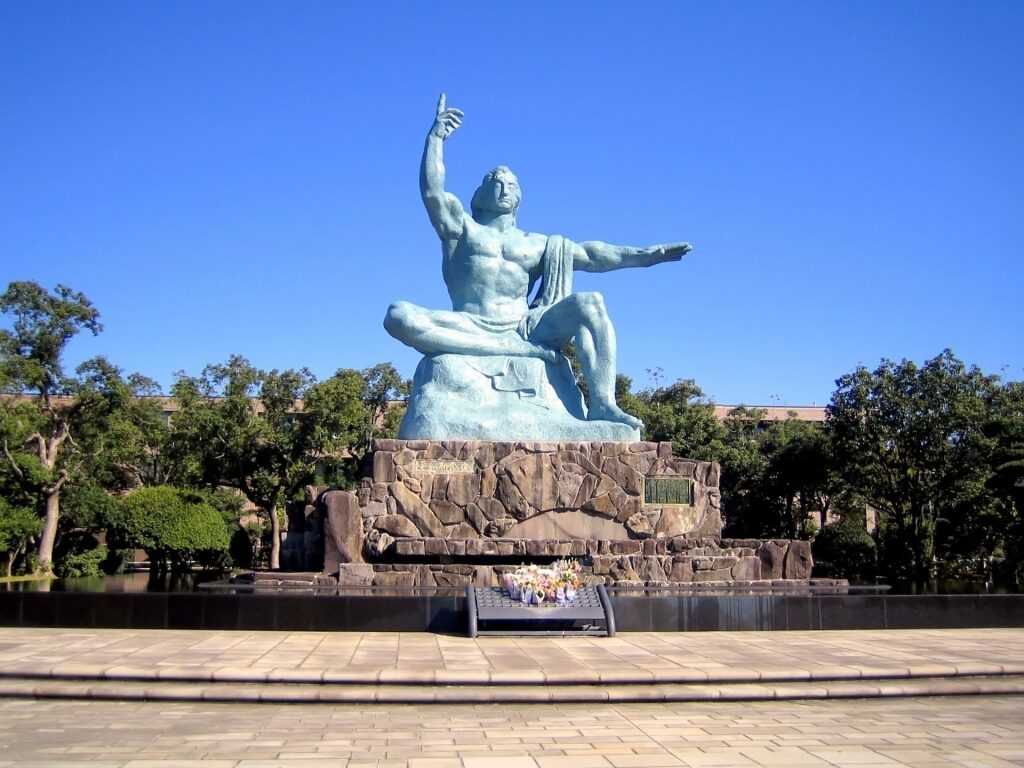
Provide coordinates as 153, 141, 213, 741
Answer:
5, 660, 1022, 687
1, 674, 1022, 704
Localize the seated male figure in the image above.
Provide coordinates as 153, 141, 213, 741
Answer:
385, 94, 691, 430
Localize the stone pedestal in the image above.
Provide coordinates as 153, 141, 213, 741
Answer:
302, 439, 818, 589
363, 438, 722, 543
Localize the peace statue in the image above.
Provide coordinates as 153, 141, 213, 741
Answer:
384, 94, 692, 442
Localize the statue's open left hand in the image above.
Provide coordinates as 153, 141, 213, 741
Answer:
653, 243, 693, 262
431, 93, 464, 140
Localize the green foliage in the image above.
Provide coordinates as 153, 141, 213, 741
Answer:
164, 357, 409, 568
71, 357, 168, 491
22, 552, 41, 576
60, 482, 116, 532
359, 362, 410, 448
302, 368, 373, 453
1, 282, 164, 569
54, 544, 108, 578
0, 281, 102, 399
742, 415, 833, 539
978, 380, 1024, 585
828, 349, 998, 585
624, 374, 833, 541
811, 493, 877, 583
633, 376, 725, 460
202, 488, 247, 524
562, 341, 589, 405
715, 406, 769, 536
813, 517, 878, 584
0, 498, 42, 577
164, 356, 313, 568
106, 486, 231, 572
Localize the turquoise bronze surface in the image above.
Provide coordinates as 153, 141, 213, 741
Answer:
385, 94, 692, 441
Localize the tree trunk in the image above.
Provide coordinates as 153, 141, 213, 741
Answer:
37, 490, 61, 571
910, 503, 935, 587
267, 497, 281, 570
26, 423, 70, 573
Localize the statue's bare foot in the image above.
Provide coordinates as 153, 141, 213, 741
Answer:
531, 344, 562, 364
587, 402, 643, 430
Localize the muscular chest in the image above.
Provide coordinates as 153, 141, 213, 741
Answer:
461, 226, 541, 270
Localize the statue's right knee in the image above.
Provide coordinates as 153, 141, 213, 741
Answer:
384, 301, 415, 337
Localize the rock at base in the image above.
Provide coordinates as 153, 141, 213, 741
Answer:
322, 491, 364, 572
398, 353, 640, 442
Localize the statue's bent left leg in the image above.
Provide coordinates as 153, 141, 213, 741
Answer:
528, 292, 643, 430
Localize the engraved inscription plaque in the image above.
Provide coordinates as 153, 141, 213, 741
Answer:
644, 476, 693, 506
412, 458, 475, 474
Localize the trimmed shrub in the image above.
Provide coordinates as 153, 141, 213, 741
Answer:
54, 545, 109, 578
107, 486, 231, 573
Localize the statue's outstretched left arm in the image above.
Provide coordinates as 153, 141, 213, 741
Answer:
574, 241, 692, 272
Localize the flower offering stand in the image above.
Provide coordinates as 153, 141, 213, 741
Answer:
466, 584, 616, 637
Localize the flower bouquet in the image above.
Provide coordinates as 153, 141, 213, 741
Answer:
505, 559, 583, 607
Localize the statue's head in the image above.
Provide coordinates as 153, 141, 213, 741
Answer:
471, 166, 521, 218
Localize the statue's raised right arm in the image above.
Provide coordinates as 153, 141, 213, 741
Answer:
420, 93, 466, 242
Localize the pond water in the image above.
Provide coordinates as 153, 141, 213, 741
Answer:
889, 578, 1019, 595
3, 571, 222, 593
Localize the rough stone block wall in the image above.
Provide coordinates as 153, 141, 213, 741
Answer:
284, 440, 820, 588
360, 439, 722, 555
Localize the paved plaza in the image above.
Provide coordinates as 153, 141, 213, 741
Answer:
0, 695, 1022, 767
1, 627, 1023, 702
0, 628, 1022, 765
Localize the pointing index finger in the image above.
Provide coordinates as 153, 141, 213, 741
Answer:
438, 93, 447, 113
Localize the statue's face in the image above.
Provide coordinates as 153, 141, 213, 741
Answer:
483, 170, 520, 213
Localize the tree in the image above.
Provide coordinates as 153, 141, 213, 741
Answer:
623, 374, 834, 539
0, 281, 101, 569
0, 499, 42, 577
812, 495, 878, 583
166, 357, 309, 569
827, 350, 998, 584
977, 380, 1024, 584
165, 358, 401, 569
105, 486, 231, 573
717, 406, 773, 537
300, 367, 378, 489
72, 357, 168, 492
631, 376, 725, 460
351, 363, 410, 453
756, 416, 833, 539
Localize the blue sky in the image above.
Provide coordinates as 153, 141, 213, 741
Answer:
2, 1, 1021, 406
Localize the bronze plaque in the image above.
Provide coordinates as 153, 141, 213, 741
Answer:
411, 458, 475, 474
644, 476, 693, 506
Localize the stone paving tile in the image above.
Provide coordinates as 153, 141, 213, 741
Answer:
0, 696, 1021, 766
3, 628, 1024, 687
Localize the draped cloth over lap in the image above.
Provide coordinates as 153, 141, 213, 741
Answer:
521, 234, 574, 336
